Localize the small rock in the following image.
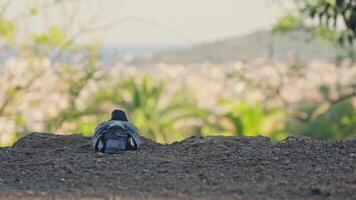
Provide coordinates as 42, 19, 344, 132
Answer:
39, 191, 47, 196
281, 136, 316, 144
25, 190, 35, 195
311, 188, 321, 195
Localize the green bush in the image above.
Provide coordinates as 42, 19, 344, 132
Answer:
287, 99, 356, 140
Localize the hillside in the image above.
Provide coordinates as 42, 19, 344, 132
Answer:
132, 30, 346, 64
1, 133, 356, 199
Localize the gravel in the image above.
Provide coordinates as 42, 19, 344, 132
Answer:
0, 132, 356, 200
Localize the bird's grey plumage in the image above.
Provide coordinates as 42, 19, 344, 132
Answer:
92, 111, 140, 153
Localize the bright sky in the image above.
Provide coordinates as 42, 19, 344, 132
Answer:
101, 0, 282, 45
9, 0, 284, 46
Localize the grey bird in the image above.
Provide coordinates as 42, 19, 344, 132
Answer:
92, 109, 140, 153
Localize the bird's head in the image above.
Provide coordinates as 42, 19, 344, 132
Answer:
111, 109, 128, 121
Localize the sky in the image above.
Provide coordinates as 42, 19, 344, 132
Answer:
100, 0, 282, 45
8, 0, 284, 46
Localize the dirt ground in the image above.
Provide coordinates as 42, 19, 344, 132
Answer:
0, 133, 356, 200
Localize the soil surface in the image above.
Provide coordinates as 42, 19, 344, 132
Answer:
0, 133, 356, 200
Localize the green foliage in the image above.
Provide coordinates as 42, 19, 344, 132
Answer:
276, 1, 356, 141
313, 26, 339, 43
53, 75, 289, 143
0, 19, 15, 40
299, 0, 356, 45
275, 0, 356, 46
88, 76, 204, 143
197, 100, 287, 141
1, 0, 354, 147
29, 6, 38, 16
33, 27, 67, 48
5, 87, 21, 102
45, 43, 100, 133
287, 99, 356, 140
218, 100, 287, 140
15, 116, 27, 126
221, 100, 265, 135
45, 66, 99, 131
274, 14, 302, 33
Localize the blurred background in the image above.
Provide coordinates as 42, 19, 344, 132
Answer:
0, 0, 355, 146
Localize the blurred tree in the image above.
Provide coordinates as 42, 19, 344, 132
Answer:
273, 14, 302, 33
273, 0, 356, 140
0, 0, 113, 146
299, 0, 356, 45
79, 75, 207, 143
190, 98, 286, 141
287, 99, 356, 140
275, 0, 356, 45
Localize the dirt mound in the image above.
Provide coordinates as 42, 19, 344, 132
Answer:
12, 133, 89, 149
1, 133, 356, 200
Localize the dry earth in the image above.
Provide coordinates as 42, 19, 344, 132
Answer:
0, 133, 356, 200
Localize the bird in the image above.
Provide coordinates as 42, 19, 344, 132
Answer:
92, 109, 140, 153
